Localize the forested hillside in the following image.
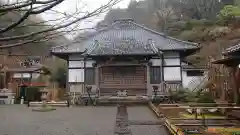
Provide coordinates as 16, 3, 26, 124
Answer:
94, 0, 240, 66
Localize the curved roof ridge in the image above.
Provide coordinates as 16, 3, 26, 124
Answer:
86, 40, 101, 54
223, 43, 240, 54
147, 39, 159, 53
130, 21, 199, 46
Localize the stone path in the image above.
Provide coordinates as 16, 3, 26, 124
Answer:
128, 106, 169, 135
0, 105, 169, 135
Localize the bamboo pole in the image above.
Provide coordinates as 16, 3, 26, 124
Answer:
158, 106, 240, 109
174, 123, 237, 126
158, 103, 236, 106
169, 118, 236, 120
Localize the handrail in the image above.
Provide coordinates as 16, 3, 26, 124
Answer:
158, 81, 182, 93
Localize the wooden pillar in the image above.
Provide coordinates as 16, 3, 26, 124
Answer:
95, 65, 100, 96
180, 57, 183, 87
231, 67, 240, 104
66, 60, 70, 93
3, 55, 7, 88
146, 64, 151, 96
83, 57, 86, 94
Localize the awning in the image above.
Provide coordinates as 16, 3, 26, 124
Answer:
212, 56, 240, 65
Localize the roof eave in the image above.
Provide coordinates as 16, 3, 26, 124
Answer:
212, 56, 240, 66
87, 53, 159, 57
50, 49, 87, 60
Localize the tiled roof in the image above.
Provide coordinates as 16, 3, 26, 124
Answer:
223, 43, 240, 55
52, 19, 199, 55
88, 37, 158, 55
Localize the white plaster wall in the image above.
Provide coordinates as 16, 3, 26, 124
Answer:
182, 71, 206, 90
164, 67, 181, 81
150, 59, 162, 66
163, 57, 181, 81
68, 60, 95, 68
68, 60, 95, 83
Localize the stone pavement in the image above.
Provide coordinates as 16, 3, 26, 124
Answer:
128, 106, 169, 135
0, 105, 169, 135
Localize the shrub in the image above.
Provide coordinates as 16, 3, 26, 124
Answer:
208, 26, 231, 38
170, 88, 197, 102
185, 19, 215, 30
50, 67, 67, 88
178, 29, 206, 41
170, 89, 216, 105
197, 91, 216, 107
218, 5, 240, 25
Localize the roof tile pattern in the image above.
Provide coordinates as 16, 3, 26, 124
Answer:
88, 37, 157, 55
52, 19, 199, 55
224, 44, 240, 54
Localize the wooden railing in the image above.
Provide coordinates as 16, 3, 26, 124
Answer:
158, 81, 182, 94
164, 81, 182, 92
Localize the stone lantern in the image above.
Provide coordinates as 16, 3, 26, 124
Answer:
32, 88, 56, 112
86, 85, 92, 93
40, 89, 48, 108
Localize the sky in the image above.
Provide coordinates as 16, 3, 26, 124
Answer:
40, 0, 132, 39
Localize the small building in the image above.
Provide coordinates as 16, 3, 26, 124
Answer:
212, 43, 240, 104
51, 19, 200, 97
181, 63, 208, 90
0, 65, 51, 102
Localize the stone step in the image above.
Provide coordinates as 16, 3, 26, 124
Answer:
29, 101, 69, 107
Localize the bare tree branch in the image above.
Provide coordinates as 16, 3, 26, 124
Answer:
0, 0, 60, 12
0, 1, 33, 33
0, 26, 95, 49
15, 8, 86, 29
0, 0, 120, 43
30, 0, 64, 14
0, 0, 64, 34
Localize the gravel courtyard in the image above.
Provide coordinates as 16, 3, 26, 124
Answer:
0, 105, 169, 135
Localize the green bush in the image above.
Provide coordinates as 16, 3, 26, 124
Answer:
50, 67, 67, 88
218, 5, 240, 25
170, 89, 197, 102
185, 19, 215, 30
170, 89, 216, 105
197, 91, 216, 107
178, 30, 198, 41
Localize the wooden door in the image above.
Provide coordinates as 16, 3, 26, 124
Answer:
99, 66, 147, 96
